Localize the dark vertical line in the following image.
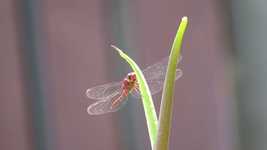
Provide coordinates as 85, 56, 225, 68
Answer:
231, 0, 267, 150
13, 0, 47, 150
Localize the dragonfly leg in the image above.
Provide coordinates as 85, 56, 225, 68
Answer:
133, 86, 139, 94
128, 84, 141, 99
134, 82, 140, 92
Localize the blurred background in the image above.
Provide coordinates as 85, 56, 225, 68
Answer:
1, 0, 267, 150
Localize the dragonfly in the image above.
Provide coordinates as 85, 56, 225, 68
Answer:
86, 56, 183, 115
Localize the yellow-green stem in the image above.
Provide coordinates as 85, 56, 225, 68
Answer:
155, 16, 188, 150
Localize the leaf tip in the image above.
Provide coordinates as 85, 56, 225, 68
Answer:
111, 44, 123, 55
182, 16, 188, 22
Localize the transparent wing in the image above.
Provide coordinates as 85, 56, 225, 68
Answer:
131, 69, 183, 99
147, 69, 183, 95
86, 82, 122, 100
143, 56, 182, 81
87, 93, 127, 115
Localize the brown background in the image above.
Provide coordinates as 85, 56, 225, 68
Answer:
0, 0, 236, 150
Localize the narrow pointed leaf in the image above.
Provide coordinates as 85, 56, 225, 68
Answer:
155, 16, 188, 150
112, 45, 158, 149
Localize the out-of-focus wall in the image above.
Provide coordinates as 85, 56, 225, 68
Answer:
0, 0, 235, 150
0, 1, 31, 150
231, 0, 267, 150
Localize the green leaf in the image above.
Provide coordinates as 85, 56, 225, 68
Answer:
155, 16, 188, 150
111, 45, 158, 149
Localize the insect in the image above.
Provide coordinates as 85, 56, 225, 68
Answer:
86, 56, 182, 115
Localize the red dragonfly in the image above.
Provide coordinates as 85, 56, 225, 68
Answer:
86, 57, 182, 115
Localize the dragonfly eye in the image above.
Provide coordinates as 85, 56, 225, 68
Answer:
132, 74, 136, 81
127, 72, 136, 81
128, 75, 132, 80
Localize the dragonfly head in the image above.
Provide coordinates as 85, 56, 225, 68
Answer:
123, 72, 137, 91
127, 72, 137, 82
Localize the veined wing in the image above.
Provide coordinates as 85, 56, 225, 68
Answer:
87, 93, 128, 115
130, 69, 182, 99
147, 68, 183, 95
86, 82, 122, 100
142, 56, 182, 95
142, 56, 182, 81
